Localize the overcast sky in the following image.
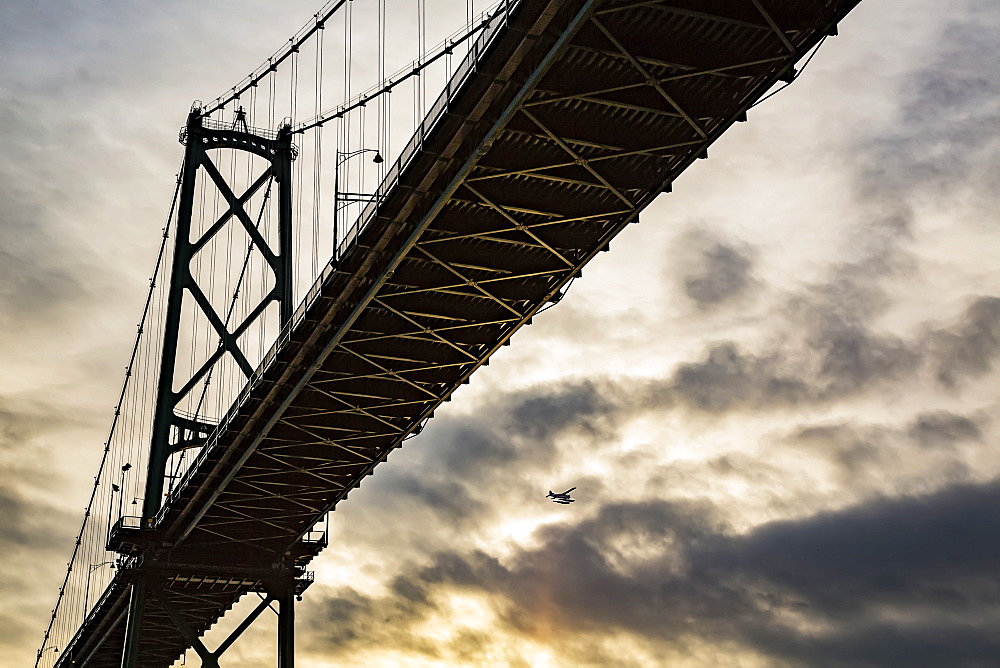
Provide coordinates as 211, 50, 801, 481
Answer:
3, 0, 1000, 666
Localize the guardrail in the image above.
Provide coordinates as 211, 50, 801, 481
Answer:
111, 515, 143, 533
301, 531, 328, 546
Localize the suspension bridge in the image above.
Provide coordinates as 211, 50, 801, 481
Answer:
36, 0, 863, 665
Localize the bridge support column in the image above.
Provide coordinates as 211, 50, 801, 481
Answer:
276, 578, 296, 668
120, 574, 146, 668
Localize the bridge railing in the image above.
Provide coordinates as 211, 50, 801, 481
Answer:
155, 0, 521, 526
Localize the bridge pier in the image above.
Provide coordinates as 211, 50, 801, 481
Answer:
120, 575, 146, 668
111, 557, 309, 667
276, 579, 295, 668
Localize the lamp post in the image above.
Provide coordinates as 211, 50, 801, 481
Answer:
83, 561, 116, 618
333, 148, 383, 258
106, 481, 120, 536
117, 463, 131, 523
37, 645, 58, 664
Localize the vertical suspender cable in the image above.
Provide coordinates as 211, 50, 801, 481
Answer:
313, 19, 324, 278
379, 0, 387, 182
419, 0, 426, 118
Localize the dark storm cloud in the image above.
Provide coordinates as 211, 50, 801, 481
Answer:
309, 480, 1000, 666
674, 228, 756, 309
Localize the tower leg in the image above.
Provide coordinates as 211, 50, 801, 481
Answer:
121, 575, 146, 667
277, 580, 295, 668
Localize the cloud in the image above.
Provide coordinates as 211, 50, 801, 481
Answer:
931, 296, 1000, 388
656, 342, 811, 413
0, 101, 96, 331
506, 380, 619, 442
664, 290, 1000, 414
908, 410, 982, 447
0, 398, 80, 655
673, 227, 757, 310
359, 379, 621, 536
855, 2, 1000, 208
306, 479, 1000, 666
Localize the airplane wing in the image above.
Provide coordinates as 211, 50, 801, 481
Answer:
561, 487, 576, 495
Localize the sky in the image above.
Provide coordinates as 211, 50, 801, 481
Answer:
2, 0, 1000, 666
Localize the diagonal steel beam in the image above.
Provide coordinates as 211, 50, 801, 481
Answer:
519, 107, 637, 208
191, 169, 274, 255
341, 318, 518, 345
468, 139, 699, 183
591, 17, 708, 139
201, 157, 279, 267
526, 53, 789, 110
151, 588, 215, 666
372, 297, 480, 362
333, 344, 443, 400
750, 0, 796, 52
378, 267, 566, 300
418, 208, 634, 243
599, 1, 778, 34
413, 245, 526, 318
277, 417, 381, 458
462, 184, 577, 269
590, 17, 708, 138
184, 280, 255, 377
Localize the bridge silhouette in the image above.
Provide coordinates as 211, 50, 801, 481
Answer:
37, 0, 862, 665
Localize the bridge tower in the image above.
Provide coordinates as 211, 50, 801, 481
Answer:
114, 106, 304, 668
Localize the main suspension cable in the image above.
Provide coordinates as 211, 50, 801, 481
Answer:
294, 10, 502, 135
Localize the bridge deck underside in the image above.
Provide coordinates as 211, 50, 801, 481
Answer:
61, 579, 248, 667
61, 0, 860, 664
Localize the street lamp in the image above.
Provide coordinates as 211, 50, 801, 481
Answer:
37, 645, 58, 662
83, 561, 116, 618
117, 463, 132, 522
333, 148, 383, 256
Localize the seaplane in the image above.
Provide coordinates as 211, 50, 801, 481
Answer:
546, 487, 576, 504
